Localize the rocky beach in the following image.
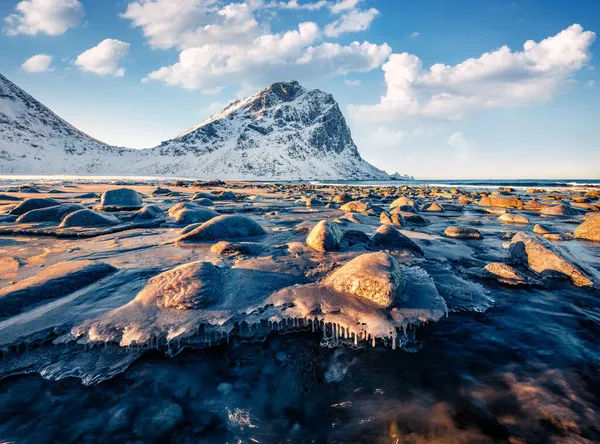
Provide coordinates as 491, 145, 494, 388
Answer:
0, 178, 599, 442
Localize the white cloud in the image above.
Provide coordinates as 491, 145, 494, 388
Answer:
272, 0, 329, 10
128, 0, 389, 91
410, 31, 419, 38
75, 39, 130, 77
350, 24, 596, 122
4, 0, 83, 36
585, 80, 594, 88
345, 79, 361, 86
145, 21, 390, 91
324, 7, 379, 37
122, 0, 260, 51
22, 54, 54, 72
329, 0, 360, 14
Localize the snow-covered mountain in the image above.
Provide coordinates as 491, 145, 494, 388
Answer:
0, 75, 389, 180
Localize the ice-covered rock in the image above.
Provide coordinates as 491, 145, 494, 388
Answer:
59, 209, 119, 228
372, 225, 424, 255
508, 232, 593, 287
210, 241, 264, 256
8, 198, 61, 216
96, 188, 143, 211
176, 215, 265, 242
306, 220, 343, 252
16, 204, 84, 223
135, 261, 224, 310
0, 260, 116, 317
498, 213, 530, 224
322, 252, 405, 307
444, 226, 482, 239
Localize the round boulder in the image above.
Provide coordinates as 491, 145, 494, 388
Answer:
135, 261, 224, 310
8, 198, 61, 216
59, 209, 119, 228
322, 252, 405, 307
445, 226, 482, 239
97, 188, 143, 211
176, 215, 265, 242
372, 225, 424, 255
306, 220, 343, 252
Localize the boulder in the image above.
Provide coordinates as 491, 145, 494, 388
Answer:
306, 220, 343, 252
16, 204, 84, 223
176, 215, 265, 242
210, 241, 264, 256
332, 193, 352, 203
151, 187, 171, 196
540, 203, 580, 216
59, 209, 119, 228
380, 211, 404, 226
498, 213, 529, 225
533, 224, 556, 235
0, 260, 116, 317
135, 261, 224, 310
340, 201, 371, 213
445, 226, 482, 239
422, 202, 445, 212
508, 232, 593, 287
341, 229, 371, 247
217, 191, 237, 201
190, 197, 214, 206
134, 205, 164, 220
168, 203, 219, 225
8, 198, 61, 216
97, 188, 143, 210
390, 196, 419, 210
133, 401, 183, 439
0, 194, 22, 201
322, 252, 405, 307
478, 196, 524, 209
371, 225, 424, 255
483, 262, 536, 285
192, 192, 219, 201
574, 213, 600, 242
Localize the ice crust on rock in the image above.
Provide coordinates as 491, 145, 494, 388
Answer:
322, 252, 405, 307
175, 215, 265, 242
96, 188, 143, 210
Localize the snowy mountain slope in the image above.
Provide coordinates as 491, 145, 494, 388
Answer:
0, 75, 389, 180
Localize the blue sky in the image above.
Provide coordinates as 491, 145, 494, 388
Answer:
1, 0, 599, 179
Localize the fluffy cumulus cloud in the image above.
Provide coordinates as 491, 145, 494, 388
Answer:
324, 7, 379, 38
75, 39, 131, 77
22, 54, 54, 72
4, 0, 83, 36
127, 0, 389, 91
350, 24, 596, 121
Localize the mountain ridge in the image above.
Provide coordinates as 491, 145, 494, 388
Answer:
0, 75, 391, 180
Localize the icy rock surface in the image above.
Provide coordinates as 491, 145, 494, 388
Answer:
58, 209, 119, 228
136, 261, 224, 310
97, 188, 143, 210
176, 215, 265, 242
508, 232, 594, 287
0, 260, 117, 318
322, 252, 405, 307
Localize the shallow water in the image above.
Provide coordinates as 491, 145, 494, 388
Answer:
1, 280, 598, 443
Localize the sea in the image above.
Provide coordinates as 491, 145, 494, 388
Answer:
0, 175, 598, 190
